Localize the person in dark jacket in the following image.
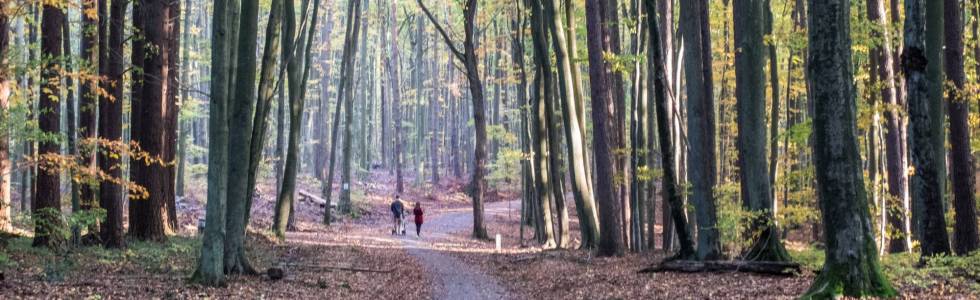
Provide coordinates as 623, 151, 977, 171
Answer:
390, 195, 404, 235
413, 202, 424, 237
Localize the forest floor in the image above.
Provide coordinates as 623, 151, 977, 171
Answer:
1, 169, 979, 299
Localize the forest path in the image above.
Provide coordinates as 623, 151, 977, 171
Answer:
397, 200, 517, 300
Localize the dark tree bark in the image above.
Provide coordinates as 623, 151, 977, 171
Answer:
129, 0, 176, 242
734, 0, 790, 262
803, 0, 896, 297
0, 5, 11, 232
643, 0, 694, 259
337, 0, 363, 214
32, 1, 65, 248
98, 0, 127, 249
944, 0, 979, 255
78, 0, 99, 210
903, 0, 951, 257
585, 0, 625, 257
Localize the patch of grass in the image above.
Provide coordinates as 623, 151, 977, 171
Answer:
789, 246, 824, 272
790, 246, 980, 293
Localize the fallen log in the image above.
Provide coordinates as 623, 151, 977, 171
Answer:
639, 260, 801, 276
298, 190, 336, 208
281, 263, 393, 274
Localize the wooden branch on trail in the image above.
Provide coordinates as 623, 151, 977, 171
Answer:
298, 189, 335, 208
639, 260, 801, 276
281, 263, 393, 273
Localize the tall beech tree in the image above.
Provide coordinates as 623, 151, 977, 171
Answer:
904, 0, 951, 257
944, 0, 979, 255
867, 0, 911, 253
273, 0, 322, 237
680, 0, 721, 260
541, 0, 599, 249
803, 0, 895, 297
643, 0, 695, 259
526, 0, 557, 248
194, 0, 239, 285
418, 0, 489, 239
323, 0, 361, 224
585, 0, 625, 257
33, 0, 65, 248
734, 0, 790, 262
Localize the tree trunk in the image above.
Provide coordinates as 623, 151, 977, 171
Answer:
193, 0, 238, 285
98, 0, 127, 249
944, 0, 979, 255
585, 0, 625, 257
680, 0, 720, 260
904, 0, 951, 257
803, 0, 896, 297
542, 0, 600, 249
527, 0, 557, 248
32, 2, 65, 248
865, 0, 911, 253
734, 0, 790, 262
323, 0, 360, 223
417, 0, 488, 239
0, 8, 11, 232
644, 0, 694, 258
78, 0, 99, 211
274, 0, 321, 237
129, 0, 176, 242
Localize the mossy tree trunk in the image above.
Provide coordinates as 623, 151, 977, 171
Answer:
802, 0, 896, 297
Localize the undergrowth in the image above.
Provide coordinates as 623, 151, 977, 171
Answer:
791, 247, 980, 293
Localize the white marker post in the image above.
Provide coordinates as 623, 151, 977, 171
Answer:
495, 234, 501, 252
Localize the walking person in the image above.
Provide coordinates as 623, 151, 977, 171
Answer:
413, 202, 424, 237
390, 195, 404, 235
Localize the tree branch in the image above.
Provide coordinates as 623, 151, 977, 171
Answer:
416, 0, 465, 62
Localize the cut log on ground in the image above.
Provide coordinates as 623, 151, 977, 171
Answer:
298, 189, 336, 208
639, 260, 802, 276
282, 263, 393, 273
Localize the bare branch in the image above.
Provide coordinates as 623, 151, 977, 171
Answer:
416, 0, 465, 62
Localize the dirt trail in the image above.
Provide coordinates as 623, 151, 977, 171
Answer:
398, 201, 517, 300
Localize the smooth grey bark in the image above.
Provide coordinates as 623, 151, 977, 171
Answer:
903, 0, 951, 257
734, 0, 791, 262
679, 0, 720, 260
527, 0, 557, 248
541, 0, 600, 250
194, 0, 238, 285
323, 0, 361, 223
803, 0, 896, 297
339, 0, 364, 213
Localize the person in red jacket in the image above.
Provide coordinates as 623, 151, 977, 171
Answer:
413, 202, 424, 237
